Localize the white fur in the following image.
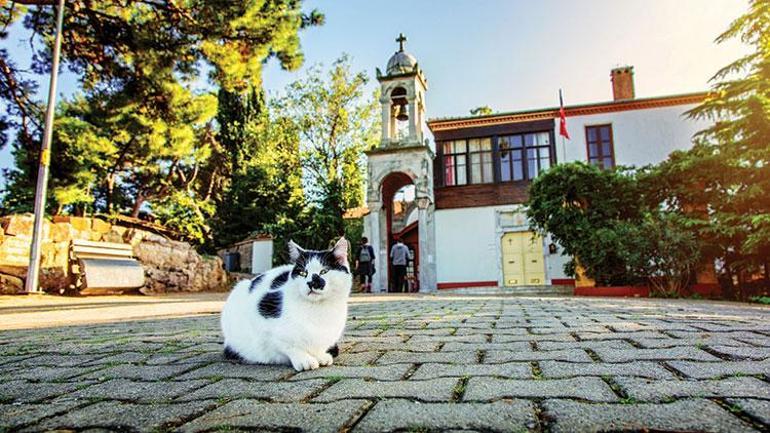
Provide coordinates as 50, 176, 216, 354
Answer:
220, 238, 352, 371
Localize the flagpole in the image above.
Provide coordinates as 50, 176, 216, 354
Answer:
25, 0, 66, 294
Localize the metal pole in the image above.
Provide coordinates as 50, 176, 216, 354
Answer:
25, 0, 66, 294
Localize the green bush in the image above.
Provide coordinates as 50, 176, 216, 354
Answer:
527, 162, 700, 291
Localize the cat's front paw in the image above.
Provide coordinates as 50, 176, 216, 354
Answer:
317, 352, 334, 366
289, 353, 320, 371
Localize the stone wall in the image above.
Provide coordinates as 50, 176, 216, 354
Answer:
0, 214, 228, 295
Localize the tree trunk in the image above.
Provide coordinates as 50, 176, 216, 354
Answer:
131, 194, 145, 218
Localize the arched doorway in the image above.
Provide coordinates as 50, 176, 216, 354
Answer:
381, 172, 419, 292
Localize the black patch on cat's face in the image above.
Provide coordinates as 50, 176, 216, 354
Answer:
258, 290, 282, 318
224, 346, 244, 363
248, 273, 264, 292
270, 271, 290, 291
292, 250, 349, 274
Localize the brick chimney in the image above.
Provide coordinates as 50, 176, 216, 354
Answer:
611, 66, 635, 101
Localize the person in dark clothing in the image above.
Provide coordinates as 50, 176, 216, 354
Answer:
355, 237, 376, 292
390, 238, 409, 293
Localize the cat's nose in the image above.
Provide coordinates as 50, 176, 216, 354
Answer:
308, 274, 325, 290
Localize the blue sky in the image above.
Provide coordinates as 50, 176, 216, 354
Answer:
0, 0, 749, 180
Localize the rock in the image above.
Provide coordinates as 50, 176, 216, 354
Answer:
0, 273, 24, 294
0, 236, 31, 266
50, 223, 70, 242
91, 218, 111, 234
1, 214, 34, 237
69, 217, 91, 231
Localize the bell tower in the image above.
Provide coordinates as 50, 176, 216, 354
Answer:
364, 34, 436, 293
376, 33, 428, 148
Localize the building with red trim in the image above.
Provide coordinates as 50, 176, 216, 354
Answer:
362, 36, 710, 292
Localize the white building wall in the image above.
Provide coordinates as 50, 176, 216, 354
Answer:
435, 206, 499, 284
557, 103, 709, 166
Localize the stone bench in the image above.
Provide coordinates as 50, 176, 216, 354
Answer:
70, 239, 145, 295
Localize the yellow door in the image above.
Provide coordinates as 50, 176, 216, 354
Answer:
502, 232, 546, 286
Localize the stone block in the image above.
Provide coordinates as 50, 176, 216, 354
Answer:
68, 216, 91, 231
464, 377, 618, 402
72, 378, 210, 403
592, 347, 721, 362
179, 400, 366, 433
727, 398, 770, 425
376, 350, 476, 365
289, 364, 412, 381
616, 376, 770, 402
0, 273, 24, 294
178, 378, 327, 402
539, 360, 675, 379
1, 214, 34, 236
49, 223, 70, 242
667, 359, 770, 379
485, 348, 593, 363
410, 362, 532, 380
313, 377, 457, 402
0, 236, 31, 266
354, 399, 537, 433
91, 218, 111, 233
0, 401, 81, 431
543, 399, 756, 433
176, 362, 293, 381
31, 400, 213, 432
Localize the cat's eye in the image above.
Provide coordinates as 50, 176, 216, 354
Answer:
298, 270, 307, 277
319, 269, 328, 275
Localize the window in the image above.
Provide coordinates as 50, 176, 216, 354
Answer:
499, 132, 551, 181
524, 132, 551, 179
469, 138, 493, 184
586, 124, 614, 169
443, 140, 467, 186
440, 131, 554, 186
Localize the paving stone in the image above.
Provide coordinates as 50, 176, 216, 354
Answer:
616, 376, 770, 402
492, 333, 576, 343
410, 362, 532, 380
0, 365, 103, 381
464, 377, 618, 402
0, 401, 81, 431
381, 328, 453, 337
631, 337, 750, 348
727, 398, 770, 425
376, 350, 476, 365
539, 360, 675, 379
592, 346, 721, 362
536, 340, 636, 351
543, 398, 757, 433
353, 399, 536, 432
14, 354, 109, 367
0, 380, 88, 403
175, 362, 293, 381
577, 331, 671, 340
28, 400, 214, 432
178, 378, 327, 402
667, 359, 770, 379
70, 378, 210, 403
179, 399, 365, 432
290, 364, 412, 381
80, 363, 194, 380
348, 341, 440, 352
708, 345, 770, 360
409, 334, 488, 343
485, 348, 592, 363
314, 378, 457, 402
441, 341, 531, 352
335, 351, 381, 365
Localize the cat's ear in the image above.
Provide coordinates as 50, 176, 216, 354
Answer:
288, 240, 304, 263
331, 237, 349, 265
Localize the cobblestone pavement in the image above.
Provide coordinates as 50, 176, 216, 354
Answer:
1, 295, 769, 432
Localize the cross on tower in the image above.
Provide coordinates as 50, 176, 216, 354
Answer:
396, 33, 407, 52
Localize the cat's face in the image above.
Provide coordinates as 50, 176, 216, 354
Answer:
288, 237, 352, 302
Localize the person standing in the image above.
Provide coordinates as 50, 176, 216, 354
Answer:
390, 238, 409, 293
355, 237, 376, 292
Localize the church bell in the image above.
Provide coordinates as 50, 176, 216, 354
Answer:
395, 103, 409, 121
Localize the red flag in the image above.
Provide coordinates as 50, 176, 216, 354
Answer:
559, 89, 570, 139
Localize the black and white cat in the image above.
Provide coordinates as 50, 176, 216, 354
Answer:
220, 237, 352, 371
